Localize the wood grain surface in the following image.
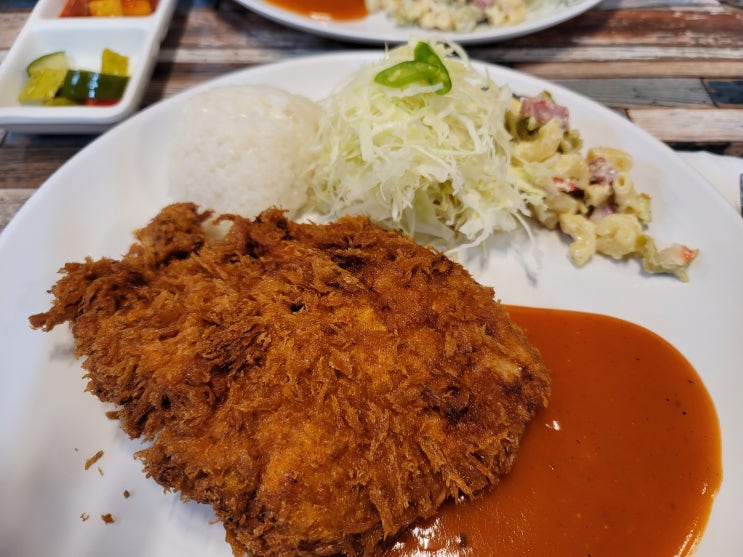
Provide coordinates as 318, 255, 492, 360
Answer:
1, 0, 742, 231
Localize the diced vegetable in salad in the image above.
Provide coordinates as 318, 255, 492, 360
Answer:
18, 49, 130, 106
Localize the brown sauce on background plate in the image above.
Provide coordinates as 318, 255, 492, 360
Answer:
386, 306, 722, 557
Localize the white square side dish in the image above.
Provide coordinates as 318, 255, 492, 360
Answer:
0, 0, 177, 134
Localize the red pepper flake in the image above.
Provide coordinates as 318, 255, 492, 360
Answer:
101, 513, 115, 524
84, 450, 104, 470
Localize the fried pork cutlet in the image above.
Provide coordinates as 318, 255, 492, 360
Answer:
29, 203, 550, 557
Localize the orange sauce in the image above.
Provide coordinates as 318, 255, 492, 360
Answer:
386, 306, 722, 557
60, 0, 157, 17
264, 0, 367, 21
60, 0, 91, 16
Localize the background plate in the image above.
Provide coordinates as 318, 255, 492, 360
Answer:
233, 0, 604, 44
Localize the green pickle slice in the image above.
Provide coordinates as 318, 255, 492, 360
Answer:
18, 68, 68, 102
26, 51, 69, 77
101, 48, 129, 76
43, 97, 81, 106
60, 70, 130, 101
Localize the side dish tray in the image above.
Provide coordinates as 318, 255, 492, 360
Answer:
0, 0, 177, 134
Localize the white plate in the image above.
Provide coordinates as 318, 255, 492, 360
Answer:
0, 0, 176, 134
1, 52, 742, 557
234, 0, 603, 44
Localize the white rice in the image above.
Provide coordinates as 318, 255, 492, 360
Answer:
168, 85, 322, 218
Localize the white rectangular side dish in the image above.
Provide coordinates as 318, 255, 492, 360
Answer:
0, 0, 177, 134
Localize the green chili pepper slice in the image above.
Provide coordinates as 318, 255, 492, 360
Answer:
374, 41, 452, 95
412, 42, 451, 94
374, 61, 443, 90
412, 42, 451, 93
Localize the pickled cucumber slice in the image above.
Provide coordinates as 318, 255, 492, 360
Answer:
18, 68, 67, 102
26, 51, 69, 77
101, 48, 129, 76
59, 70, 129, 101
43, 97, 81, 106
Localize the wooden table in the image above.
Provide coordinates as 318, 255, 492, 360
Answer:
1, 0, 742, 232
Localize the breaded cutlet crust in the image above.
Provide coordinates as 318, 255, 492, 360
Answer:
30, 203, 550, 556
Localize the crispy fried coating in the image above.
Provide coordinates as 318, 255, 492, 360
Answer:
30, 203, 550, 557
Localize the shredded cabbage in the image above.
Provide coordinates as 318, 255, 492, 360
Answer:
307, 39, 544, 251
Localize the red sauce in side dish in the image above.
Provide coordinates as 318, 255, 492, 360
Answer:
60, 0, 158, 17
60, 0, 91, 17
386, 306, 722, 557
264, 0, 367, 21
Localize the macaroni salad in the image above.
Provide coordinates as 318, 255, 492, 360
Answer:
365, 0, 529, 32
506, 91, 697, 280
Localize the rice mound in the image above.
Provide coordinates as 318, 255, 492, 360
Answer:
168, 85, 322, 218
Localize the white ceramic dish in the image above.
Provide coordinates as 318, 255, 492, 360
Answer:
233, 0, 603, 44
1, 52, 742, 557
0, 0, 177, 134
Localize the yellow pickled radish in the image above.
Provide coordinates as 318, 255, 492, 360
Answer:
101, 48, 130, 76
